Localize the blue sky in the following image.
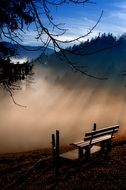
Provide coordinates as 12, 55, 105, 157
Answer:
22, 0, 126, 46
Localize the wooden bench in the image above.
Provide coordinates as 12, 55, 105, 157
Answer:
71, 125, 119, 160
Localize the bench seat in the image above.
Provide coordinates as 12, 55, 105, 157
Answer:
72, 134, 112, 148
60, 145, 101, 160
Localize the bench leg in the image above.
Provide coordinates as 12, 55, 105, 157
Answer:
106, 139, 112, 153
78, 148, 83, 159
101, 141, 106, 153
85, 147, 90, 160
101, 140, 112, 153
78, 147, 90, 160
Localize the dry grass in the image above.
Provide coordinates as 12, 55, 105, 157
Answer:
0, 138, 126, 190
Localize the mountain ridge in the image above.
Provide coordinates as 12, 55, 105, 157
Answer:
0, 41, 54, 63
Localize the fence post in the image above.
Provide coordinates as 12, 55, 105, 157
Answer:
52, 134, 55, 164
93, 123, 96, 131
51, 130, 60, 177
56, 130, 59, 160
55, 130, 59, 176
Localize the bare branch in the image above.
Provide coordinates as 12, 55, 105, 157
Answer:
53, 10, 103, 44
3, 82, 27, 108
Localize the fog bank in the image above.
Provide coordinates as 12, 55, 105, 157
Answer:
0, 65, 126, 153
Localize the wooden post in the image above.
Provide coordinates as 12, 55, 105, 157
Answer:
55, 130, 59, 176
51, 130, 60, 176
56, 130, 59, 159
52, 134, 55, 164
93, 123, 96, 131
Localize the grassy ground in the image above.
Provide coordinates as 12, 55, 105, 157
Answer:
0, 138, 126, 190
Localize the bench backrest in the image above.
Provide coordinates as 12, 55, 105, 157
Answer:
84, 125, 119, 142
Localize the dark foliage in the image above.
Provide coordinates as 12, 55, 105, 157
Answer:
0, 0, 35, 91
67, 33, 120, 54
0, 57, 33, 84
0, 0, 104, 82
0, 0, 34, 33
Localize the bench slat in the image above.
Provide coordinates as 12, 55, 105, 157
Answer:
72, 135, 112, 148
71, 140, 90, 147
84, 129, 118, 141
85, 134, 111, 146
85, 125, 119, 137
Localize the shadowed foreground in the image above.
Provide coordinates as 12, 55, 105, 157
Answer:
0, 138, 126, 190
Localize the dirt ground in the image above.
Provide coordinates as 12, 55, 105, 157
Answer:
0, 138, 126, 190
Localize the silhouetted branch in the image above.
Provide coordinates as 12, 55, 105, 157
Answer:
30, 1, 107, 79
59, 48, 108, 80
54, 11, 103, 44
0, 0, 118, 84
3, 82, 27, 108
